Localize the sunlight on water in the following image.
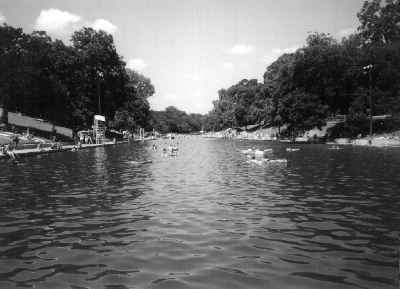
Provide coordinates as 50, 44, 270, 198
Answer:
0, 136, 399, 289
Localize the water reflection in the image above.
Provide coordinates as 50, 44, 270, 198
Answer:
0, 137, 399, 289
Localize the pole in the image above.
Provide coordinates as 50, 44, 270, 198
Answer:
97, 78, 101, 115
368, 68, 373, 138
363, 64, 373, 143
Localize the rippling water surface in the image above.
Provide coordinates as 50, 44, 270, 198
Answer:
0, 136, 399, 289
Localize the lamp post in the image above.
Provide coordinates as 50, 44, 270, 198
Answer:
363, 64, 373, 142
95, 70, 104, 144
97, 70, 104, 115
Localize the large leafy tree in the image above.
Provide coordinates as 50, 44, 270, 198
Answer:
0, 26, 72, 124
206, 0, 400, 137
278, 90, 328, 137
357, 0, 400, 45
0, 24, 29, 116
264, 53, 297, 127
71, 27, 127, 125
111, 69, 153, 131
204, 79, 271, 130
0, 23, 156, 134
150, 106, 203, 134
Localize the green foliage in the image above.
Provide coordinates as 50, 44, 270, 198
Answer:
0, 24, 152, 133
357, 0, 400, 45
203, 79, 270, 130
110, 69, 154, 131
345, 94, 370, 135
205, 0, 400, 138
278, 90, 328, 136
150, 106, 203, 134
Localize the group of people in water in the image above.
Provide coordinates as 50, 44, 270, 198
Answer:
129, 141, 179, 165
152, 142, 179, 157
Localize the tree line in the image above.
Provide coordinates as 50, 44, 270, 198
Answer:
0, 23, 207, 135
150, 106, 204, 134
204, 0, 400, 138
1, 0, 398, 137
0, 24, 154, 133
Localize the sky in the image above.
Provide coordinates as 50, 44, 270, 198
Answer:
0, 0, 365, 114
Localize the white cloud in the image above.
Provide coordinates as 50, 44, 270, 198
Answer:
222, 62, 234, 69
337, 27, 356, 38
0, 12, 6, 24
263, 45, 300, 64
34, 9, 118, 40
127, 58, 147, 71
229, 44, 255, 55
35, 9, 81, 34
91, 18, 117, 35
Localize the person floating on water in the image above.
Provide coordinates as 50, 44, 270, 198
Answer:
162, 147, 168, 157
168, 143, 178, 156
160, 142, 178, 157
152, 144, 157, 151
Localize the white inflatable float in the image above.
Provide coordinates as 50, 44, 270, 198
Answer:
286, 148, 300, 152
240, 148, 272, 155
247, 158, 287, 165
